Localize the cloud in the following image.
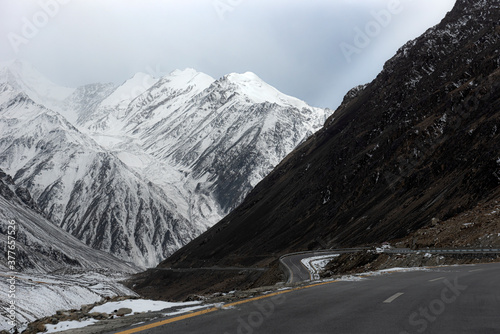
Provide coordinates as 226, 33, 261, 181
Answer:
0, 0, 456, 109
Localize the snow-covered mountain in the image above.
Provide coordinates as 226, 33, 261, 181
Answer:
0, 83, 204, 268
0, 60, 74, 115
62, 82, 117, 125
0, 167, 137, 273
0, 60, 331, 267
76, 72, 159, 129
78, 69, 330, 225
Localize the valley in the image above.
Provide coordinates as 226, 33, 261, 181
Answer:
1, 0, 500, 333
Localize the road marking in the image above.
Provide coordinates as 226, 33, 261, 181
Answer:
469, 269, 483, 272
383, 292, 404, 303
116, 265, 452, 333
429, 277, 445, 282
114, 280, 340, 334
114, 307, 219, 334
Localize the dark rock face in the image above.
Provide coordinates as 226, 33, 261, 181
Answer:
161, 0, 500, 269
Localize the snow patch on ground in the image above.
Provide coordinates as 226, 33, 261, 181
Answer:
375, 244, 392, 253
45, 319, 98, 333
91, 299, 201, 315
375, 267, 430, 274
0, 271, 135, 332
301, 254, 340, 280
336, 267, 431, 282
38, 299, 208, 333
336, 275, 367, 282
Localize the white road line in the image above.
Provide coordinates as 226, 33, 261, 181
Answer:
383, 292, 404, 303
469, 269, 483, 272
429, 277, 445, 282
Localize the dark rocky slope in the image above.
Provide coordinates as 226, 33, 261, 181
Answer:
129, 0, 500, 298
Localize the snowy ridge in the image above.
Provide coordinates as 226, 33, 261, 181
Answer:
80, 68, 214, 135
0, 166, 138, 331
64, 82, 117, 125
93, 70, 331, 222
0, 168, 137, 273
0, 83, 205, 268
224, 72, 311, 110
0, 60, 74, 114
0, 61, 331, 267
73, 66, 330, 227
79, 72, 159, 132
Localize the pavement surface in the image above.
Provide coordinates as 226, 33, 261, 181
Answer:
108, 262, 500, 334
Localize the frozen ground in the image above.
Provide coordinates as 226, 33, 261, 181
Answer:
328, 266, 431, 283
0, 270, 136, 332
40, 299, 207, 334
90, 299, 202, 315
45, 319, 98, 334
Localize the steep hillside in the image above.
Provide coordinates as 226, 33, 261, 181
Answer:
0, 60, 74, 114
0, 62, 329, 267
0, 168, 137, 273
0, 84, 202, 268
80, 69, 330, 227
159, 0, 500, 271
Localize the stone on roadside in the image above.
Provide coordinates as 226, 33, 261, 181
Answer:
115, 308, 133, 316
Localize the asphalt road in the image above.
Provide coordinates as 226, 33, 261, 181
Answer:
280, 253, 313, 283
112, 262, 500, 334
280, 248, 500, 284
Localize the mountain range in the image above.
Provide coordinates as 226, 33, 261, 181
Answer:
130, 0, 500, 298
0, 60, 330, 267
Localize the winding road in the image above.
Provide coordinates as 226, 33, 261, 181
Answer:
279, 248, 369, 283
280, 247, 500, 284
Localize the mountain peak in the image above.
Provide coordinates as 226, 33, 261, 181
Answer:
0, 59, 74, 104
158, 0, 500, 274
219, 71, 312, 110
169, 68, 201, 77
225, 71, 263, 83
129, 71, 156, 81
159, 68, 215, 90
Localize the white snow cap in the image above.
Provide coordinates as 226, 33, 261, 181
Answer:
161, 68, 215, 88
99, 72, 158, 108
223, 71, 310, 109
0, 59, 75, 101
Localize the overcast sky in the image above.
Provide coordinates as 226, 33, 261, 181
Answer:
0, 0, 456, 109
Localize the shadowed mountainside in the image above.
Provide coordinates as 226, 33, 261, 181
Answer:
128, 0, 500, 299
